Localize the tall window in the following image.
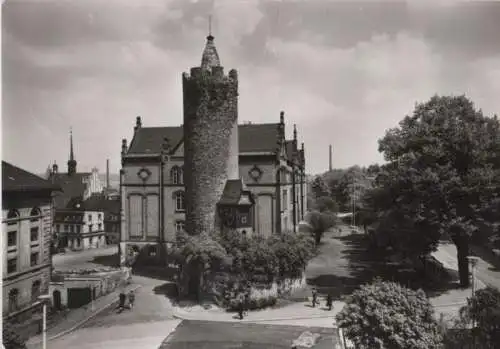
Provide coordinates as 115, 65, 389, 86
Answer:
88, 214, 92, 222
76, 225, 81, 234
7, 210, 19, 251
8, 289, 19, 313
7, 231, 17, 248
31, 280, 41, 302
282, 189, 288, 210
174, 191, 185, 212
175, 220, 185, 233
30, 227, 39, 242
30, 252, 39, 267
170, 166, 183, 184
7, 258, 17, 274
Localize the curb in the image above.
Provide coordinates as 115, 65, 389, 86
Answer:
28, 284, 142, 345
172, 308, 338, 324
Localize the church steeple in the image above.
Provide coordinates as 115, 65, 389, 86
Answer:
67, 128, 77, 176
200, 16, 220, 71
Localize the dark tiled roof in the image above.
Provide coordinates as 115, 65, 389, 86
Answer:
127, 123, 281, 155
219, 179, 254, 205
82, 194, 120, 214
50, 173, 90, 209
2, 161, 60, 192
127, 126, 183, 155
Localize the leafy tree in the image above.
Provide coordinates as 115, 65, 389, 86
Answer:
313, 196, 339, 213
3, 323, 27, 349
375, 95, 500, 286
306, 210, 337, 245
310, 176, 329, 199
270, 233, 315, 278
460, 286, 500, 348
336, 280, 443, 349
328, 166, 373, 213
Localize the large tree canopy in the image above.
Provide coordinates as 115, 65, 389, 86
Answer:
336, 280, 443, 349
373, 95, 500, 286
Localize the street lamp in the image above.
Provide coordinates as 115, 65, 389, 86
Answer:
38, 294, 51, 349
466, 256, 479, 297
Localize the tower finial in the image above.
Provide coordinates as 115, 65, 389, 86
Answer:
209, 15, 212, 37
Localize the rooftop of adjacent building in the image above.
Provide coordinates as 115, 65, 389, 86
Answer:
2, 161, 60, 193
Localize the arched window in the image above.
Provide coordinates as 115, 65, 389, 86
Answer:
174, 191, 185, 212
31, 280, 41, 302
30, 208, 41, 243
170, 166, 183, 185
8, 289, 19, 313
7, 209, 19, 226
30, 207, 41, 222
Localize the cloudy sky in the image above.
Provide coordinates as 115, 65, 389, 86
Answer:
2, 0, 500, 175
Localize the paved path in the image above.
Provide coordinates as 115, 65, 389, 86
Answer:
26, 283, 142, 349
82, 275, 175, 327
172, 299, 344, 329
52, 246, 118, 271
36, 320, 180, 349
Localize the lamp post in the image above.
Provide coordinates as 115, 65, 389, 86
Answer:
466, 255, 480, 348
466, 256, 479, 298
38, 294, 51, 349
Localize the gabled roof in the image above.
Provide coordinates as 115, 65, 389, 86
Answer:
2, 161, 60, 192
126, 123, 281, 155
50, 173, 89, 209
218, 179, 254, 206
127, 126, 183, 155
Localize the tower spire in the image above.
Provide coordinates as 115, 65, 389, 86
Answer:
201, 15, 220, 70
67, 127, 77, 176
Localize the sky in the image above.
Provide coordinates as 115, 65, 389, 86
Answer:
2, 0, 500, 175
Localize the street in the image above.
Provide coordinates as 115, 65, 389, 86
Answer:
52, 246, 119, 271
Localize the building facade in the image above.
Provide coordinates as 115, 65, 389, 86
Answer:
54, 198, 106, 251
2, 161, 59, 321
119, 34, 307, 264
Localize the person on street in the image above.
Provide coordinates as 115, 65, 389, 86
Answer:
326, 293, 333, 311
312, 288, 318, 308
118, 291, 126, 310
128, 290, 135, 309
237, 294, 244, 320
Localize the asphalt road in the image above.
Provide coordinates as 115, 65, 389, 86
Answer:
159, 320, 340, 349
52, 245, 119, 271
439, 242, 500, 290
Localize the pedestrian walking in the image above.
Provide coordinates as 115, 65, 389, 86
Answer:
128, 290, 135, 309
326, 293, 333, 311
118, 291, 126, 310
312, 288, 318, 308
244, 291, 250, 316
237, 294, 244, 320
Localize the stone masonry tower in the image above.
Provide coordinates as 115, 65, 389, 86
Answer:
182, 31, 239, 236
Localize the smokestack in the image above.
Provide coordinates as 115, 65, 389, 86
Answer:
329, 145, 333, 172
106, 159, 110, 189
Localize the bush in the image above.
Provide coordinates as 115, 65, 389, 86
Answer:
336, 279, 443, 349
3, 323, 27, 349
226, 293, 277, 311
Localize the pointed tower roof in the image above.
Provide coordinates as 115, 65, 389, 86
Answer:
69, 128, 75, 161
67, 127, 77, 176
200, 17, 221, 70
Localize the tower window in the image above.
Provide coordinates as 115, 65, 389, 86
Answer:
175, 220, 185, 233
174, 191, 185, 212
171, 166, 183, 185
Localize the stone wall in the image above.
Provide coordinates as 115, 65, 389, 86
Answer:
182, 67, 238, 236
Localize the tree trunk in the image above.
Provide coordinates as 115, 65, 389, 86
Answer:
453, 236, 470, 288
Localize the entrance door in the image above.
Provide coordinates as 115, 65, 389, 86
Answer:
67, 288, 91, 309
53, 290, 62, 310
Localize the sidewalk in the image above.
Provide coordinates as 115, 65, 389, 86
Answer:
26, 283, 142, 347
172, 299, 346, 329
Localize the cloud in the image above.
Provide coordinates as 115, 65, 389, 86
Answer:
2, 0, 500, 175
